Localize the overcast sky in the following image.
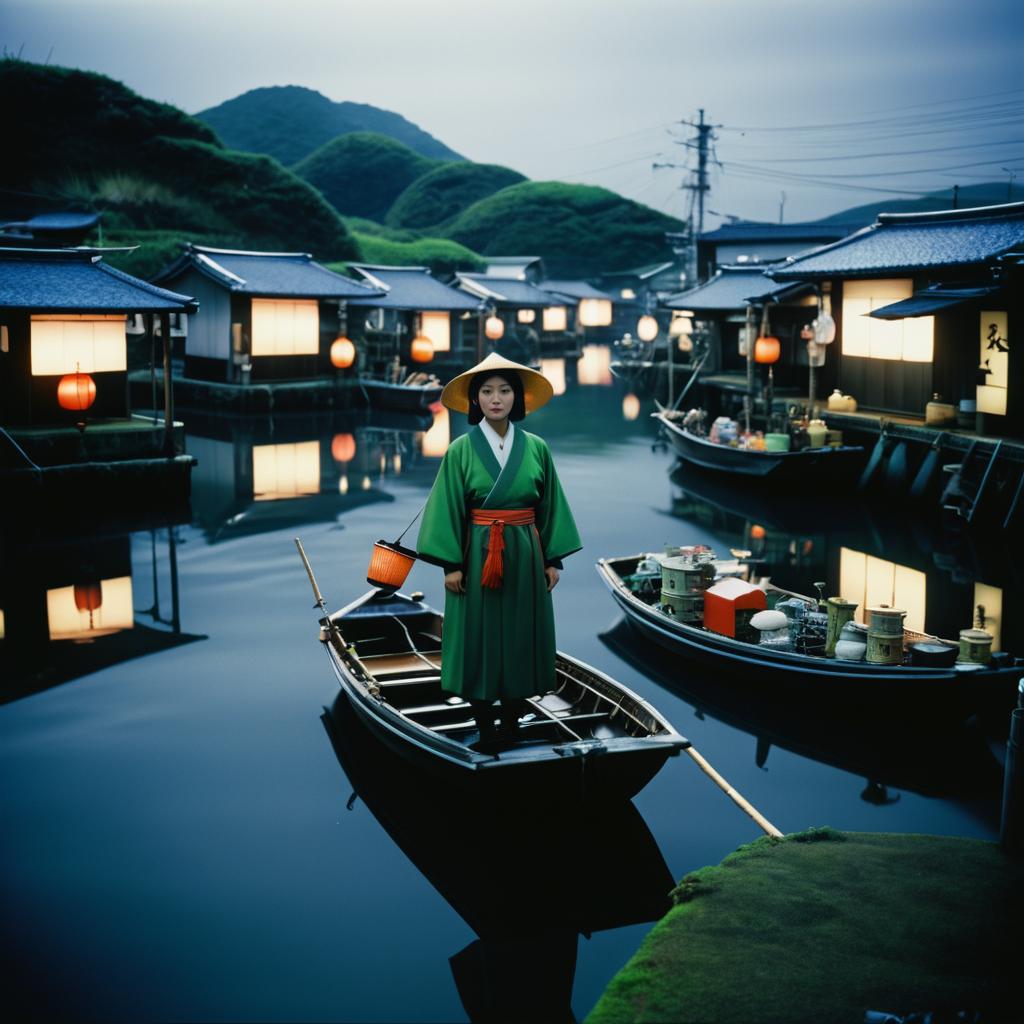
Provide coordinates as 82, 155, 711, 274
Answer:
4, 0, 1024, 226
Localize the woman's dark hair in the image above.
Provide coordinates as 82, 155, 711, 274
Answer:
467, 370, 526, 424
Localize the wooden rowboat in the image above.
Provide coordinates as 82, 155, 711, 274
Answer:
596, 553, 1021, 711
654, 409, 865, 485
313, 586, 688, 798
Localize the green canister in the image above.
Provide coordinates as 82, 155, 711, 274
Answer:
866, 606, 906, 665
661, 555, 715, 624
958, 628, 993, 665
825, 597, 858, 657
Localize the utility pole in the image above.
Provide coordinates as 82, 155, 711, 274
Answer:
654, 109, 718, 283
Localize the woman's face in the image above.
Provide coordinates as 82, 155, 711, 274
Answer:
476, 375, 515, 424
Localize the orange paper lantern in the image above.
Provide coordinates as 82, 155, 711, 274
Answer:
484, 315, 505, 341
330, 336, 356, 369
754, 335, 780, 364
749, 524, 767, 540
410, 335, 434, 363
331, 433, 356, 463
57, 371, 96, 412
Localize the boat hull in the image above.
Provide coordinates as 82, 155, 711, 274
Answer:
656, 413, 865, 484
359, 379, 443, 413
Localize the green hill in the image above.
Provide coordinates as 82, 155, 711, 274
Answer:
196, 85, 464, 167
293, 132, 437, 222
447, 181, 685, 277
821, 182, 1015, 224
1, 60, 359, 276
387, 162, 527, 230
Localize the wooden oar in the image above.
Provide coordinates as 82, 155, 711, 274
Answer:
684, 744, 784, 838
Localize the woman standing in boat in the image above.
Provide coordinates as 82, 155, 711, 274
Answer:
416, 352, 582, 746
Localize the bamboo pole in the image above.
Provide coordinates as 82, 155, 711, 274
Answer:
685, 745, 784, 838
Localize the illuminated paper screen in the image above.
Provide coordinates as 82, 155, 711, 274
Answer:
31, 315, 127, 375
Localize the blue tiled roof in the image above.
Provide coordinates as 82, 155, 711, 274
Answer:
154, 244, 382, 299
600, 261, 675, 281
1, 212, 102, 233
0, 248, 197, 312
455, 273, 554, 307
664, 265, 808, 311
538, 280, 614, 302
868, 285, 1001, 320
701, 220, 862, 243
771, 202, 1024, 279
348, 266, 482, 311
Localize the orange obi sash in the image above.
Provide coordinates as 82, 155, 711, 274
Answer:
469, 508, 536, 589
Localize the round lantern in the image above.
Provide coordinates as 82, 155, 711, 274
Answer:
484, 315, 505, 341
677, 334, 694, 353
636, 315, 659, 342
331, 433, 356, 463
330, 336, 356, 369
754, 335, 781, 364
749, 524, 767, 541
812, 312, 836, 345
622, 393, 641, 421
669, 315, 693, 337
57, 371, 96, 412
410, 335, 434, 363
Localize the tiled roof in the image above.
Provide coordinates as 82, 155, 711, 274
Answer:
455, 273, 554, 307
771, 202, 1024, 279
483, 256, 544, 279
154, 244, 382, 299
1, 212, 102, 233
0, 248, 197, 312
538, 280, 614, 302
664, 265, 808, 311
600, 261, 675, 281
348, 265, 482, 311
700, 220, 862, 243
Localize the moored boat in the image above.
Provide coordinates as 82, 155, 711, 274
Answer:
311, 586, 689, 797
358, 376, 443, 413
654, 409, 865, 484
596, 552, 1021, 711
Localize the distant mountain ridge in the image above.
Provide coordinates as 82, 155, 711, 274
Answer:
820, 183, 1014, 225
196, 85, 464, 167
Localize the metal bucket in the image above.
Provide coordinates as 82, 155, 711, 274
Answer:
662, 590, 705, 623
958, 628, 993, 665
866, 606, 905, 665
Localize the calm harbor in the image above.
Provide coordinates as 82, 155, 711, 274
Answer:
1, 365, 1013, 1021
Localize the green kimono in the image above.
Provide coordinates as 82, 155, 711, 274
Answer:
416, 426, 582, 701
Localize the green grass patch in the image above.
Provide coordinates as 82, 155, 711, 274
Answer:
587, 831, 1022, 1024
334, 233, 484, 275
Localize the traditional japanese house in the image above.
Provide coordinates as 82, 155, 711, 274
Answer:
537, 279, 621, 347
769, 202, 1024, 438
596, 262, 687, 339
0, 247, 197, 506
481, 256, 546, 282
152, 244, 383, 384
663, 264, 815, 419
346, 264, 483, 376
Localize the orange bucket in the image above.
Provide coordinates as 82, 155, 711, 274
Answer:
366, 540, 417, 590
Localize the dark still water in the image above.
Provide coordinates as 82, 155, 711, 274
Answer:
2, 354, 1018, 1022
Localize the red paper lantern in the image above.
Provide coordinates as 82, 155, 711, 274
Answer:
410, 335, 434, 363
330, 336, 356, 369
331, 433, 356, 463
57, 372, 97, 411
749, 524, 767, 540
754, 335, 780, 365
74, 581, 103, 612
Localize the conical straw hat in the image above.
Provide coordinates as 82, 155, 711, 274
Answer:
440, 351, 554, 414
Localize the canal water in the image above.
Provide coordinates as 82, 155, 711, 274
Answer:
2, 349, 1016, 1022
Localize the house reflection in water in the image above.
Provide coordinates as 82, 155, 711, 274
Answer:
576, 344, 613, 386
1, 526, 202, 704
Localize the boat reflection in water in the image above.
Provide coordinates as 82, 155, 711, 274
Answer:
598, 618, 1003, 810
322, 694, 674, 1023
0, 521, 204, 704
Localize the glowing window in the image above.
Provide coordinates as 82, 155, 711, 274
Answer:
250, 299, 319, 356
578, 298, 613, 327
47, 576, 134, 641
31, 315, 127, 375
841, 280, 933, 363
839, 547, 926, 633
420, 311, 451, 353
542, 307, 568, 332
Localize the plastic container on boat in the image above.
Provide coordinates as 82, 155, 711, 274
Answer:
705, 578, 767, 641
834, 621, 868, 661
807, 419, 828, 448
764, 432, 791, 452
958, 628, 993, 665
866, 606, 906, 665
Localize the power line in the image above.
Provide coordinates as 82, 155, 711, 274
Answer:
730, 138, 1024, 165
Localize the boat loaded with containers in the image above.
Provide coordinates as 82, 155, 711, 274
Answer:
295, 540, 689, 797
596, 545, 1021, 708
654, 406, 865, 484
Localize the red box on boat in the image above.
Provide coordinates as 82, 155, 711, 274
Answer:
703, 578, 767, 638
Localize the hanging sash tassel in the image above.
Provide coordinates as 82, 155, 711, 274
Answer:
470, 508, 536, 589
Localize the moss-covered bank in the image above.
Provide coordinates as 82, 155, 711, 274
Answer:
587, 829, 1022, 1024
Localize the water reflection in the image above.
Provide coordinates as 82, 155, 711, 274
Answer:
667, 462, 1019, 649
323, 694, 673, 1022
0, 524, 203, 704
